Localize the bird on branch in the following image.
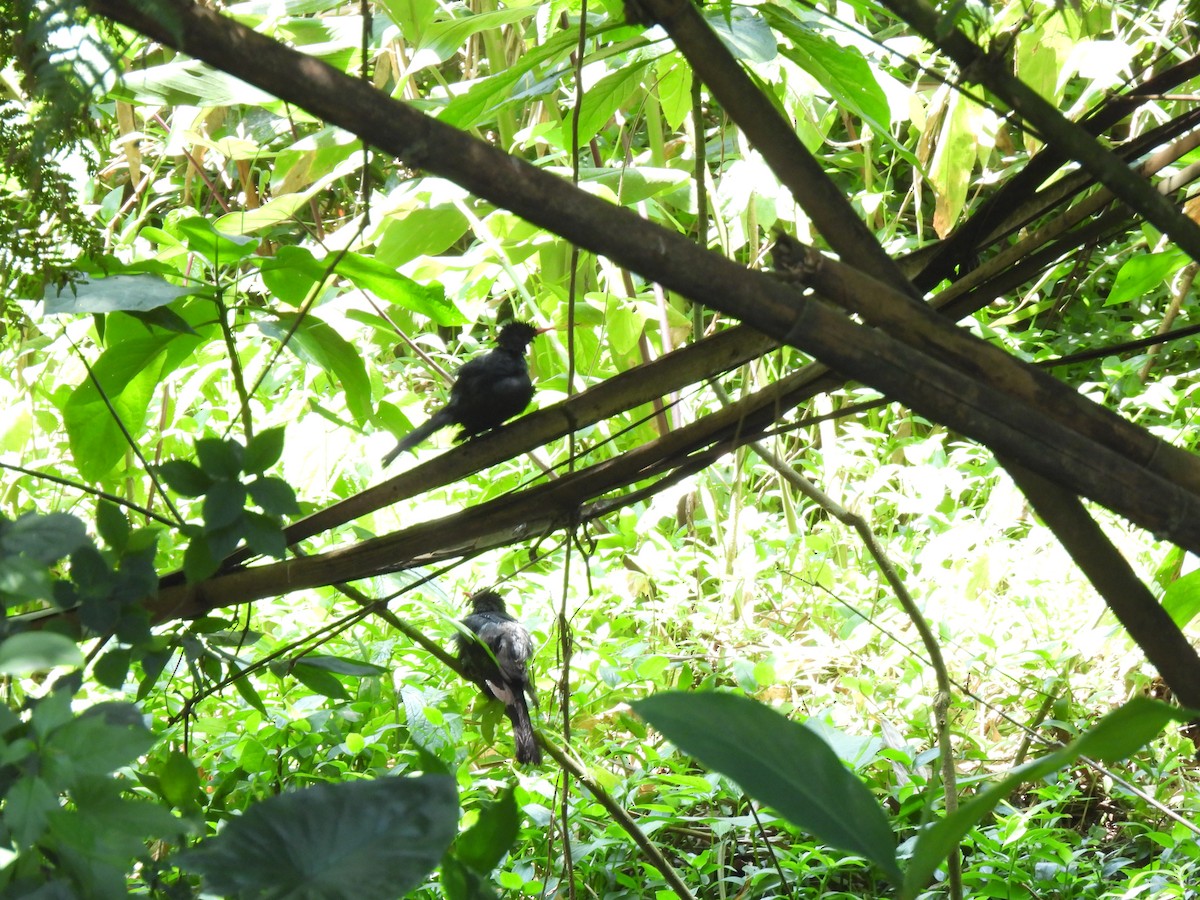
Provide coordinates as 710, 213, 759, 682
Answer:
383, 322, 543, 466
455, 589, 541, 765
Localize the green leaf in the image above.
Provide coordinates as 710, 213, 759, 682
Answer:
232, 672, 269, 716
95, 501, 131, 553
243, 426, 287, 475
157, 750, 202, 808
1162, 568, 1200, 629
293, 662, 352, 701
296, 654, 388, 677
178, 775, 459, 899
634, 691, 902, 884
707, 7, 777, 63
453, 786, 519, 875
115, 59, 279, 106
1106, 249, 1188, 306
195, 438, 245, 478
261, 313, 375, 424
46, 702, 157, 779
334, 251, 457, 324
0, 633, 84, 675
203, 479, 248, 531
62, 337, 176, 481
174, 216, 260, 266
157, 459, 213, 497
242, 511, 288, 559
417, 8, 536, 67
376, 205, 470, 267
247, 476, 301, 516
43, 274, 197, 314
563, 60, 649, 149
183, 536, 220, 583
902, 697, 1190, 898
93, 647, 132, 689
0, 512, 90, 564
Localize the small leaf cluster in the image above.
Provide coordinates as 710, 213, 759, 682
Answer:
156, 427, 300, 581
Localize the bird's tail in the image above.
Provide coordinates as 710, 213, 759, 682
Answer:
382, 408, 454, 466
505, 697, 542, 765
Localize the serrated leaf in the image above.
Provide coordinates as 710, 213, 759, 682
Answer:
242, 511, 288, 559
247, 476, 301, 516
203, 480, 248, 531
157, 460, 212, 497
243, 426, 286, 475
179, 776, 458, 899
0, 512, 90, 564
195, 438, 245, 478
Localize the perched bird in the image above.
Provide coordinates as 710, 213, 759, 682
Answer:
455, 590, 541, 765
383, 322, 542, 466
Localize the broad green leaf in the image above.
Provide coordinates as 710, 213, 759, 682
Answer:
634, 692, 902, 884
415, 8, 537, 69
243, 426, 287, 475
293, 661, 352, 700
453, 786, 520, 875
62, 337, 175, 481
655, 53, 693, 131
437, 29, 581, 131
247, 477, 301, 516
261, 313, 374, 423
376, 205, 470, 267
115, 59, 278, 106
157, 750, 203, 808
928, 88, 986, 237
203, 479, 248, 531
157, 460, 213, 497
174, 216, 260, 265
1162, 568, 1200, 629
562, 60, 649, 149
334, 251, 458, 324
95, 501, 131, 553
46, 702, 157, 779
1105, 249, 1188, 306
195, 438, 245, 478
773, 29, 890, 139
44, 274, 197, 314
707, 7, 777, 63
0, 512, 90, 564
296, 654, 388, 677
178, 775, 459, 899
380, 0, 438, 45
0, 633, 84, 675
902, 697, 1190, 898
93, 648, 132, 689
548, 167, 691, 207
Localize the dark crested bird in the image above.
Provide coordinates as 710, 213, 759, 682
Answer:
455, 590, 541, 765
383, 322, 541, 466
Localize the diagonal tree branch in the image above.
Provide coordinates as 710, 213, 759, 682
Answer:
84, 0, 1200, 554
